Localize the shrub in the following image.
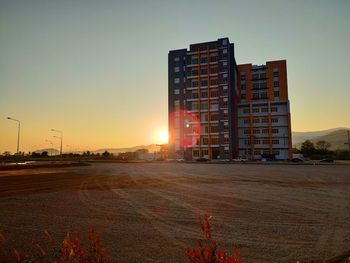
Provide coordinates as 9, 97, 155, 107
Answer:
186, 214, 242, 263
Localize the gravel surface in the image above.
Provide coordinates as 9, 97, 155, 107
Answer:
0, 163, 349, 262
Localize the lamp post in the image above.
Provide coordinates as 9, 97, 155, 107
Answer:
7, 117, 21, 163
51, 129, 63, 158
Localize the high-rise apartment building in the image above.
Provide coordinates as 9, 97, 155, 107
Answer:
168, 38, 237, 160
168, 38, 292, 160
237, 61, 292, 160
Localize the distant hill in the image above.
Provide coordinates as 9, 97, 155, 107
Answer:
93, 144, 160, 154
293, 128, 349, 150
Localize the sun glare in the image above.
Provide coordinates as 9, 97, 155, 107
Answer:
159, 131, 168, 144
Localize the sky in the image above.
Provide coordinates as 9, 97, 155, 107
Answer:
1, 0, 349, 153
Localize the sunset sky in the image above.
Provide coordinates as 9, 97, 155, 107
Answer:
1, 0, 349, 153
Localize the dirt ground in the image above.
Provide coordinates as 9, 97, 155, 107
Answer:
0, 163, 349, 262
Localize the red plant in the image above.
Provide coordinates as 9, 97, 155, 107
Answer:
0, 229, 110, 263
186, 214, 242, 263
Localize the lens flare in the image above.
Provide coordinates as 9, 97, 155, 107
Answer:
168, 109, 201, 148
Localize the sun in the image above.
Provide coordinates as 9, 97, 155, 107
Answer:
159, 131, 168, 144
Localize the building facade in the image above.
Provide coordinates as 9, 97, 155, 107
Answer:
237, 60, 292, 160
168, 38, 292, 160
168, 38, 237, 160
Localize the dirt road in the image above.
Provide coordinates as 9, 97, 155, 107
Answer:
0, 163, 349, 262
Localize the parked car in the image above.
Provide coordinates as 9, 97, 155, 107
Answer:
196, 157, 208, 162
291, 158, 304, 163
320, 159, 335, 163
233, 158, 248, 162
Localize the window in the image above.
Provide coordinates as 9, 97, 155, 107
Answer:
210, 100, 219, 111
224, 136, 229, 144
200, 56, 207, 64
222, 39, 228, 46
202, 137, 209, 145
174, 89, 180, 95
253, 129, 260, 134
201, 91, 208, 98
200, 101, 208, 110
240, 73, 246, 80
200, 80, 208, 87
174, 57, 180, 62
210, 114, 219, 121
263, 139, 269, 144
253, 82, 259, 89
202, 149, 209, 156
210, 53, 218, 62
241, 84, 246, 90
174, 78, 180, 84
244, 129, 250, 134
253, 118, 260, 123
261, 107, 268, 113
192, 80, 198, 87
252, 108, 259, 113
191, 56, 198, 64
260, 92, 267, 99
191, 102, 198, 110
243, 118, 249, 124
210, 89, 219, 98
193, 150, 199, 157
200, 68, 208, 75
191, 91, 198, 99
191, 69, 199, 76
211, 136, 219, 144
260, 73, 266, 79
222, 89, 228, 96
271, 118, 278, 123
253, 93, 259, 99
271, 107, 278, 112
201, 113, 208, 122
241, 94, 246, 99
272, 139, 279, 144
210, 125, 219, 133
210, 78, 218, 86
210, 67, 217, 74
262, 118, 269, 123
202, 125, 208, 134
260, 82, 267, 89
262, 129, 269, 134
274, 91, 280, 97
273, 71, 279, 77
272, 128, 279, 134
243, 108, 250, 113
174, 67, 180, 73
252, 73, 259, 80
274, 81, 279, 87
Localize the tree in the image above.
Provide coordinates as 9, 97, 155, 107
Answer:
300, 140, 316, 157
102, 150, 110, 157
41, 151, 49, 157
315, 140, 331, 151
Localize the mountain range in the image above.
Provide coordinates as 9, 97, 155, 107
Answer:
292, 127, 349, 150
33, 128, 349, 154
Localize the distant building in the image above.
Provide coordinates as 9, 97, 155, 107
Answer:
168, 38, 292, 160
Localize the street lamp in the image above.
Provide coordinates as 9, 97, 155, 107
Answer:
7, 117, 21, 163
51, 129, 63, 158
